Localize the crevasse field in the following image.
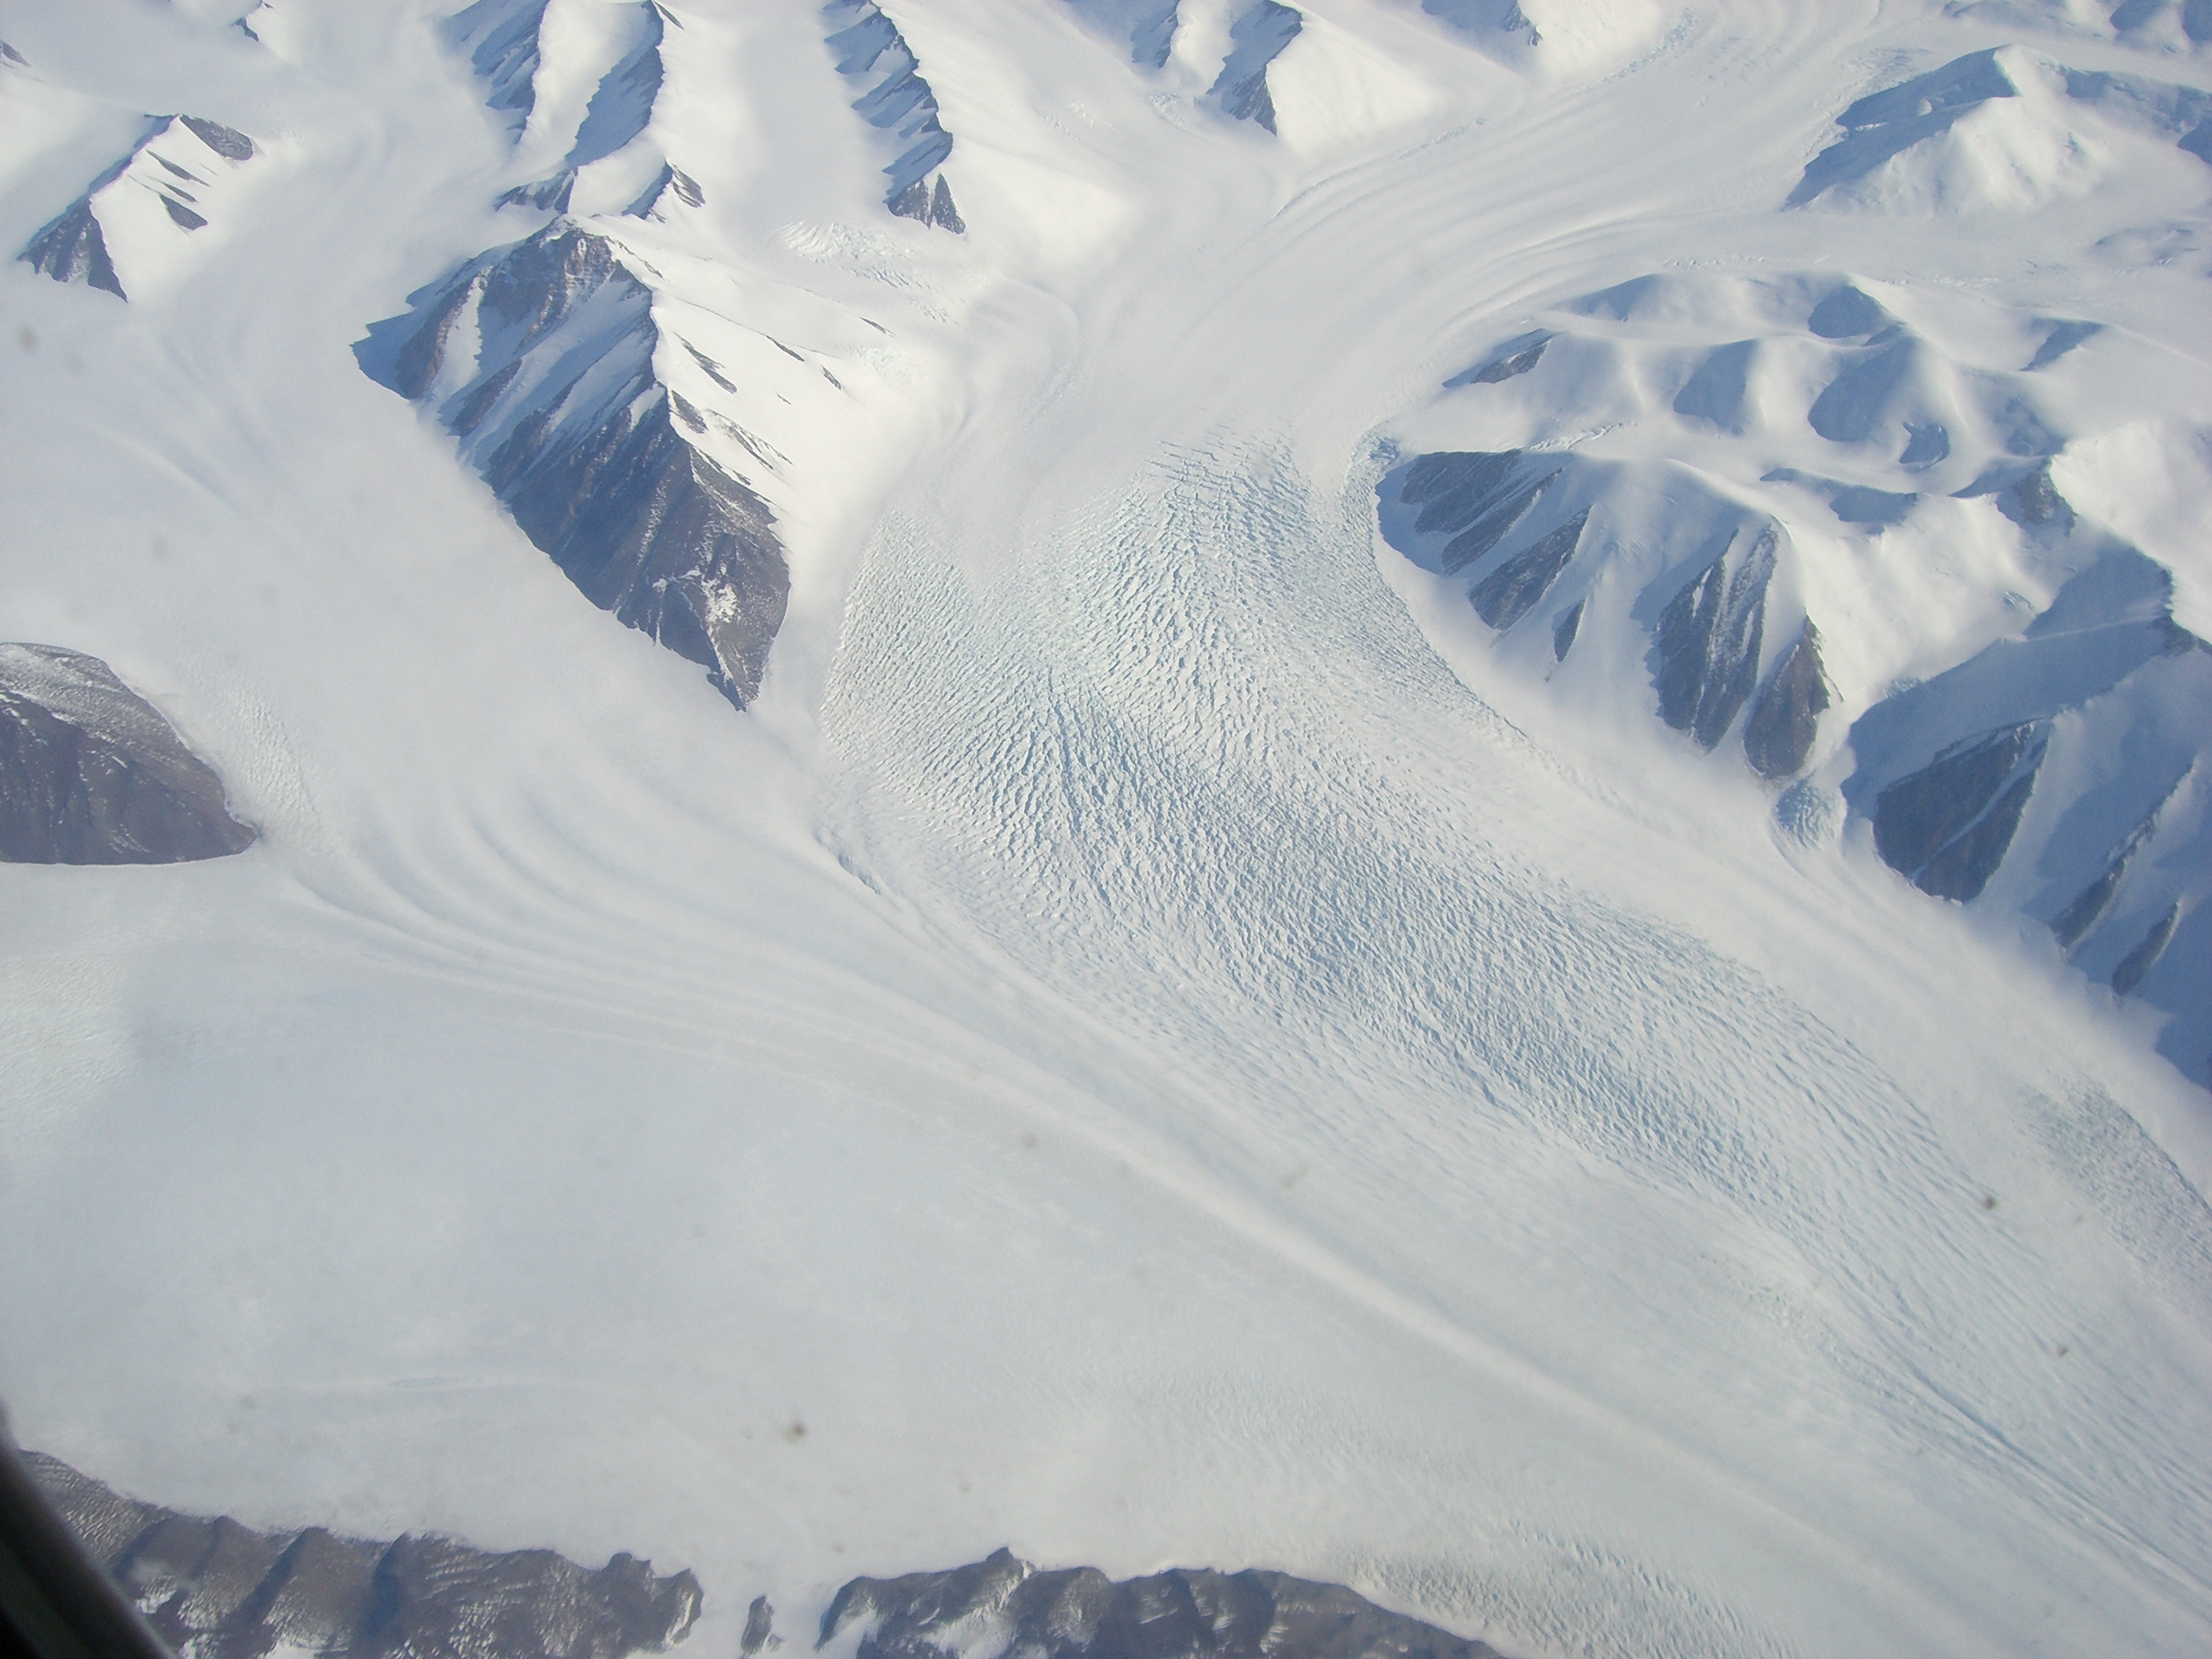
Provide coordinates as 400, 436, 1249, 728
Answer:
4, 1, 2212, 1656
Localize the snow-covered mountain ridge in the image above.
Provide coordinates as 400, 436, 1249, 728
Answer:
4, 5, 2212, 1659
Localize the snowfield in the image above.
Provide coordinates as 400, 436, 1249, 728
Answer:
3, 3, 2211, 1658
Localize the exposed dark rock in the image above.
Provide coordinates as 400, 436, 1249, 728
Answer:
179, 116, 255, 162
928, 176, 965, 233
2025, 319, 2100, 372
1470, 509, 1586, 629
742, 1595, 778, 1655
826, 0, 959, 216
1873, 723, 2047, 901
1207, 2, 1302, 134
501, 173, 576, 212
446, 0, 552, 129
25, 1452, 700, 1659
1551, 599, 1582, 661
1419, 2, 1540, 48
2111, 902, 2181, 995
502, 390, 789, 705
2053, 859, 2129, 952
0, 643, 255, 865
889, 178, 929, 219
1787, 48, 2018, 207
1445, 331, 1549, 386
1654, 526, 1776, 749
18, 114, 256, 301
19, 199, 124, 298
626, 163, 702, 218
818, 1549, 1511, 1659
358, 221, 791, 706
1388, 450, 1562, 578
1743, 622, 1829, 779
1899, 420, 1949, 469
2049, 774, 2183, 950
496, 3, 664, 208
2000, 460, 2073, 529
1062, 2, 1181, 68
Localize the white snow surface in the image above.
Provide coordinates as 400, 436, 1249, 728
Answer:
3, 5, 2212, 1659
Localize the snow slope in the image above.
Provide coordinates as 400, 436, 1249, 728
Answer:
3, 5, 2212, 1659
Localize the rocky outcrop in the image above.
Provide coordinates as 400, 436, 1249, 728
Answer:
1654, 525, 1778, 753
1062, 1, 1182, 68
1377, 452, 1818, 769
1870, 722, 2049, 902
445, 0, 554, 131
496, 2, 667, 214
19, 115, 258, 302
1847, 537, 2208, 960
1788, 48, 2212, 209
25, 1452, 700, 1659
358, 220, 789, 706
0, 644, 254, 864
1742, 624, 1829, 780
1206, 3, 1302, 134
824, 0, 964, 228
817, 1549, 1511, 1659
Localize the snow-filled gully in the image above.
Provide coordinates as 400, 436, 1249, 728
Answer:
3, 4, 2212, 1659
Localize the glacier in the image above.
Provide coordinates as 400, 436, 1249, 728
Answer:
3, 4, 2212, 1659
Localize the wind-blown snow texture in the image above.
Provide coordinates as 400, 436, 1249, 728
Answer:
5, 5, 2212, 1659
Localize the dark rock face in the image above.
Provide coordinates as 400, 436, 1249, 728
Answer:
1873, 722, 2048, 902
19, 114, 257, 302
819, 1550, 1511, 1659
1742, 622, 1829, 779
1064, 2, 1182, 68
179, 116, 255, 162
1787, 48, 2018, 207
26, 1453, 700, 1659
626, 163, 704, 219
1654, 525, 1777, 750
1207, 2, 1302, 133
1391, 450, 1561, 577
1470, 509, 1585, 629
2111, 901, 2181, 994
0, 643, 254, 865
359, 222, 790, 707
826, 0, 961, 223
493, 2, 665, 212
503, 391, 789, 706
19, 199, 123, 297
446, 0, 555, 130
1445, 331, 1549, 387
1550, 599, 1582, 661
2051, 789, 2173, 950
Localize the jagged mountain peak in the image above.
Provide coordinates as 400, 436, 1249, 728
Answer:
824, 0, 963, 229
358, 217, 793, 707
17, 112, 263, 302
